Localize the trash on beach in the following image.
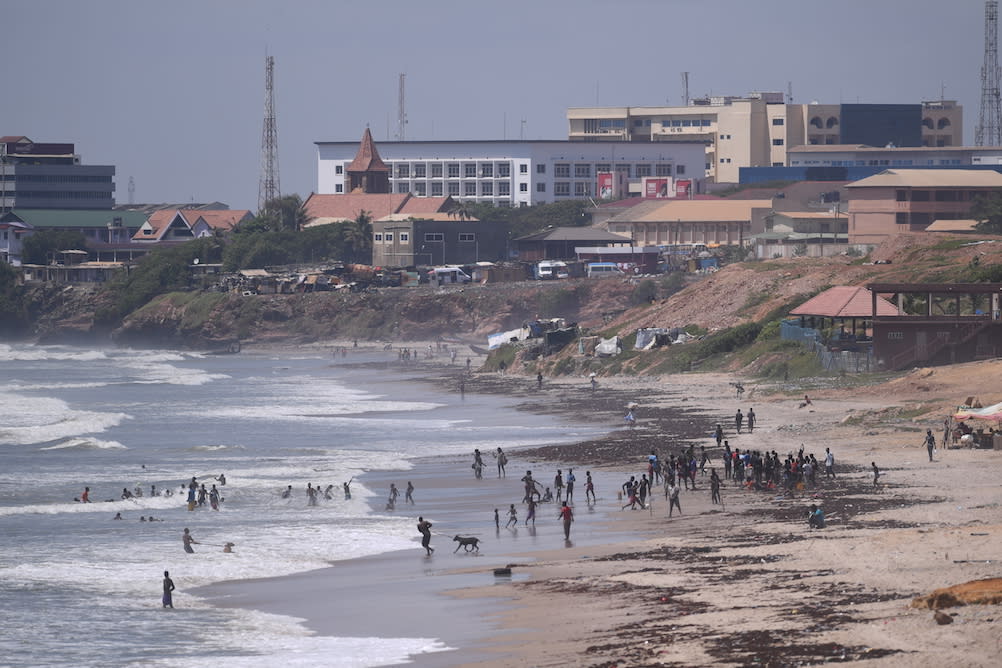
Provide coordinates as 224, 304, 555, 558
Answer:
493, 567, 512, 577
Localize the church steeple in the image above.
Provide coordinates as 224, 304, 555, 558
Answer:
345, 128, 390, 193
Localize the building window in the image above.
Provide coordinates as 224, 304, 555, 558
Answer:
414, 183, 426, 196
448, 163, 460, 178
772, 118, 785, 126
554, 182, 570, 196
911, 190, 930, 202
396, 183, 409, 194
464, 163, 477, 177
615, 164, 631, 177
895, 212, 908, 225
384, 233, 393, 242
595, 163, 611, 172
335, 165, 343, 174
574, 164, 591, 178
424, 233, 444, 242
519, 164, 528, 174
499, 182, 510, 196
575, 182, 591, 196
554, 163, 570, 178
676, 165, 685, 175
464, 182, 477, 196
374, 233, 383, 242
448, 182, 460, 195
655, 163, 672, 176
481, 163, 493, 177
396, 164, 409, 178
482, 182, 493, 196
414, 164, 426, 177
459, 233, 476, 242
431, 164, 443, 178
431, 183, 443, 196
536, 183, 546, 193
400, 233, 409, 243
536, 164, 546, 174
520, 183, 528, 192
498, 164, 510, 177
772, 138, 784, 146
335, 184, 343, 193
635, 164, 651, 177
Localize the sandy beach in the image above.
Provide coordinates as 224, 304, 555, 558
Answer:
204, 350, 1002, 667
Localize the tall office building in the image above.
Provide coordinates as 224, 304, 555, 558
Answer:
0, 136, 116, 211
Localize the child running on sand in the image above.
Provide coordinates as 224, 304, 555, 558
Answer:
505, 504, 518, 528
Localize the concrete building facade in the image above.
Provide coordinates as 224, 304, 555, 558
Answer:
567, 97, 962, 183
316, 140, 705, 207
371, 213, 505, 267
0, 136, 115, 210
846, 169, 1002, 245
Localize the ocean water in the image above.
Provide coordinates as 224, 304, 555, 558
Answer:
0, 344, 602, 667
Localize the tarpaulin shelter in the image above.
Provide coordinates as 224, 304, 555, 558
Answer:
954, 401, 1002, 422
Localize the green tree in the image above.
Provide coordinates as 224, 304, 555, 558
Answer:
449, 199, 476, 222
970, 190, 1002, 234
341, 210, 373, 264
247, 194, 313, 232
20, 230, 88, 265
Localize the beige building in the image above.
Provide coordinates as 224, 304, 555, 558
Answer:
568, 97, 962, 183
602, 199, 771, 247
846, 169, 1002, 245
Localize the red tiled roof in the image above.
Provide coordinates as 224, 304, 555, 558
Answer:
345, 128, 388, 173
790, 286, 898, 318
399, 195, 452, 214
304, 193, 452, 224
185, 209, 251, 231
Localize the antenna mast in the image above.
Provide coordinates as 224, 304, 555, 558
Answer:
977, 1, 1002, 145
681, 72, 689, 106
397, 73, 407, 141
258, 55, 281, 212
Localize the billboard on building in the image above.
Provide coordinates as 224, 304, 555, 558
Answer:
676, 179, 692, 197
643, 177, 672, 198
597, 172, 615, 199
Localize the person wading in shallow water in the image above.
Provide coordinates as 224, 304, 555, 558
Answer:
162, 570, 175, 608
558, 502, 574, 540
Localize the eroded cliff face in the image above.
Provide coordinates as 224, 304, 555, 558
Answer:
106, 280, 637, 349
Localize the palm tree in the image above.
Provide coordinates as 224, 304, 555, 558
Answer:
342, 210, 373, 264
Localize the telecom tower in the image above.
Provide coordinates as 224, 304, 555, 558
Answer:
977, 1, 1002, 146
258, 55, 281, 212
397, 73, 407, 141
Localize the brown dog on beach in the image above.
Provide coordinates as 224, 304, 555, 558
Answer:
453, 535, 480, 553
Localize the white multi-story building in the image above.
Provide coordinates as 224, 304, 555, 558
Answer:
315, 139, 705, 206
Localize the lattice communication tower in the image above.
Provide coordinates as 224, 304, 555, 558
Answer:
258, 55, 281, 212
977, 1, 1002, 146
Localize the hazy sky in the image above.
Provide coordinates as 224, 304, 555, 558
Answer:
3, 0, 986, 210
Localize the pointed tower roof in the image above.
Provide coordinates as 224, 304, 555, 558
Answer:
346, 128, 389, 172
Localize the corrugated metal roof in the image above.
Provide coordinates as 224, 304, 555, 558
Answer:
10, 209, 147, 228
610, 199, 771, 223
847, 169, 1002, 188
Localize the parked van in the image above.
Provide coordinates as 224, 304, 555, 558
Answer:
427, 266, 472, 285
586, 262, 625, 278
535, 261, 570, 280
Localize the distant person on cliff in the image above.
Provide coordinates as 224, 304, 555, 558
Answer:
747, 408, 756, 433
536, 372, 543, 390
735, 409, 744, 434
714, 424, 724, 447
924, 429, 936, 462
824, 448, 835, 479
710, 469, 722, 505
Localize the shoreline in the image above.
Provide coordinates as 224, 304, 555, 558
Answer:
200, 347, 1002, 666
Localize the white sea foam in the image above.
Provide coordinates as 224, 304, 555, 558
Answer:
0, 343, 110, 362
40, 437, 127, 451
189, 444, 247, 452
0, 392, 130, 446
121, 359, 230, 386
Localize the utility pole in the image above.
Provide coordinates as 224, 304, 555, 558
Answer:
977, 1, 1001, 145
397, 73, 407, 141
258, 55, 281, 213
